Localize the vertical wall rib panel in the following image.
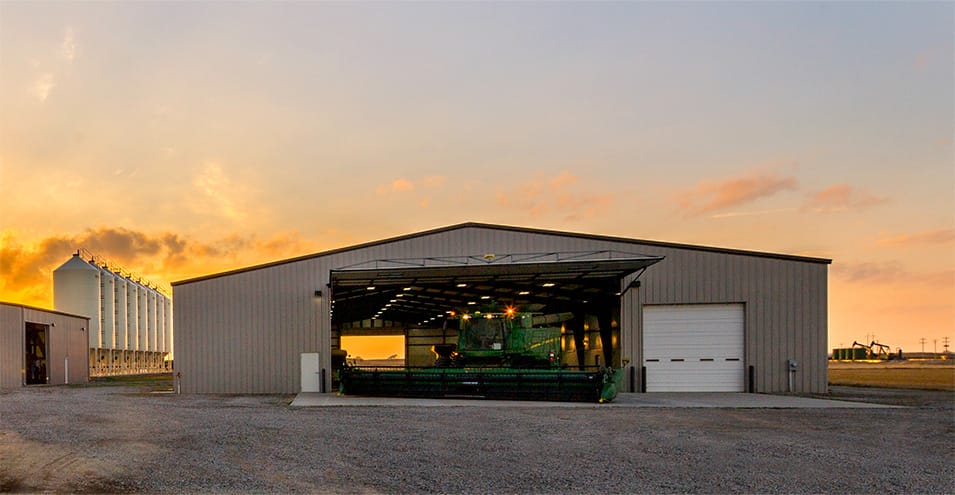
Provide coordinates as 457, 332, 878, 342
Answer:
0, 305, 23, 388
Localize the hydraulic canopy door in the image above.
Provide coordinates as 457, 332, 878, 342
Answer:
329, 251, 663, 402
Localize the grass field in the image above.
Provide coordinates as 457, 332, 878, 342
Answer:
829, 361, 955, 391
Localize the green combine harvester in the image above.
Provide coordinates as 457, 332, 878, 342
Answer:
339, 310, 624, 403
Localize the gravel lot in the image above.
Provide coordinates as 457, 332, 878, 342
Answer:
1, 380, 953, 494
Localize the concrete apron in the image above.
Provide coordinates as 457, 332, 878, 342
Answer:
290, 392, 897, 408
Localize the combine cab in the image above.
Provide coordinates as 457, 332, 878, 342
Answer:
440, 311, 563, 368
339, 310, 625, 403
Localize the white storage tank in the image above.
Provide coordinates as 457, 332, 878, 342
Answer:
100, 269, 115, 348
163, 297, 172, 358
137, 284, 148, 352
146, 289, 156, 352
53, 254, 102, 348
157, 292, 166, 354
114, 277, 128, 350
126, 280, 139, 349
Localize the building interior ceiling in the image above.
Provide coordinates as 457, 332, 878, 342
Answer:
329, 252, 663, 327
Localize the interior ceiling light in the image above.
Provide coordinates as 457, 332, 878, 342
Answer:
480, 295, 491, 300
389, 299, 397, 303
403, 287, 413, 291
467, 301, 476, 305
456, 283, 467, 288
366, 286, 376, 291
542, 282, 556, 287
518, 291, 530, 295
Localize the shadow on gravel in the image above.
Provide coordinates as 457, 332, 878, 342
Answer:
85, 373, 174, 394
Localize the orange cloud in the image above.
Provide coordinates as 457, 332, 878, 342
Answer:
375, 176, 447, 196
831, 261, 906, 284
803, 183, 887, 213
875, 228, 955, 247
0, 228, 320, 308
676, 171, 797, 215
192, 162, 250, 221
831, 260, 951, 287
495, 171, 613, 221
421, 176, 447, 187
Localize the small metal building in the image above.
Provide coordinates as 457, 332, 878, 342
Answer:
0, 302, 90, 388
173, 223, 830, 395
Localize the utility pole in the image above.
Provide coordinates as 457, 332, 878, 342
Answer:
944, 336, 951, 354
920, 337, 926, 352
934, 339, 938, 354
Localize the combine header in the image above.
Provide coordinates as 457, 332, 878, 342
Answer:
339, 309, 625, 403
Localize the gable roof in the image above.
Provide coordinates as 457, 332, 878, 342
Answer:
0, 301, 91, 320
172, 222, 831, 286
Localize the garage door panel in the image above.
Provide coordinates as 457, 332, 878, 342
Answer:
643, 304, 744, 392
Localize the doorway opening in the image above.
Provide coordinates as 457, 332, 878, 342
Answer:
340, 335, 406, 367
25, 322, 49, 385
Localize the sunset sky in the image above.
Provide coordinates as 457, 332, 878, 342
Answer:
1, 2, 952, 353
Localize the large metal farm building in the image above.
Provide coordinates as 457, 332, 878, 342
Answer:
173, 223, 830, 395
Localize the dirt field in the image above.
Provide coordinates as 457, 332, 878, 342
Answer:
829, 360, 955, 391
1, 376, 953, 494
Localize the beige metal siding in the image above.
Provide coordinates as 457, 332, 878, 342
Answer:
174, 225, 828, 394
0, 305, 23, 388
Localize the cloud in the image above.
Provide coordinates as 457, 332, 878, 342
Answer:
376, 178, 412, 195
803, 184, 887, 213
0, 227, 320, 307
675, 171, 797, 215
192, 163, 248, 221
31, 73, 55, 102
831, 261, 906, 283
61, 27, 76, 63
832, 261, 952, 287
874, 228, 955, 247
495, 171, 614, 222
375, 176, 447, 195
710, 208, 797, 219
421, 176, 447, 187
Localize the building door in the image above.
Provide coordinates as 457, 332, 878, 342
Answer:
643, 304, 745, 392
25, 323, 49, 385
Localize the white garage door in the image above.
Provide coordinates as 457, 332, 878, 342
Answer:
643, 304, 744, 392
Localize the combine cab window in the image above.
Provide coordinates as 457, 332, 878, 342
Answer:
459, 318, 506, 351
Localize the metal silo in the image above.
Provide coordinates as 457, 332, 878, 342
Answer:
114, 276, 128, 373
114, 277, 128, 350
137, 284, 148, 354
53, 254, 102, 349
163, 297, 172, 361
100, 269, 115, 350
126, 279, 139, 350
146, 289, 156, 354
157, 292, 166, 354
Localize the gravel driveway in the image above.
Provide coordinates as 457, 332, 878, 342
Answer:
1, 382, 952, 494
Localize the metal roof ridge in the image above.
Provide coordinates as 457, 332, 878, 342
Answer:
173, 221, 831, 286
0, 301, 92, 320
